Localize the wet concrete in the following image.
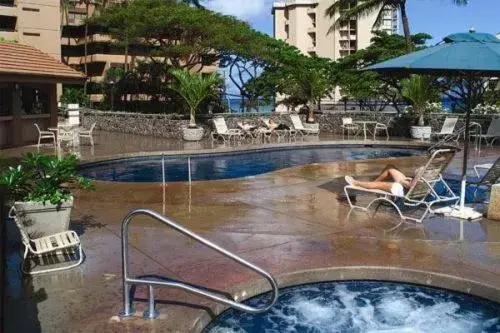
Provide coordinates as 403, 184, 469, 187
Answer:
2, 132, 500, 332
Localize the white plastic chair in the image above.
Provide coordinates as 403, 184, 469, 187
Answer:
341, 117, 359, 139
289, 114, 318, 136
58, 127, 75, 147
373, 123, 390, 140
431, 117, 459, 141
9, 207, 83, 275
211, 117, 243, 144
34, 123, 56, 148
79, 122, 96, 146
470, 118, 500, 146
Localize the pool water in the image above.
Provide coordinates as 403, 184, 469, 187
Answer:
79, 146, 424, 182
204, 281, 500, 333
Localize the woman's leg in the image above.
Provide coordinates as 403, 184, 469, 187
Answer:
374, 168, 407, 183
351, 180, 394, 192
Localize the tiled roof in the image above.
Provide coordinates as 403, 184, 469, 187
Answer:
0, 42, 84, 81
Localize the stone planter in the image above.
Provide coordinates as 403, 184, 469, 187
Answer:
303, 122, 320, 134
13, 197, 73, 237
410, 126, 432, 140
182, 126, 204, 141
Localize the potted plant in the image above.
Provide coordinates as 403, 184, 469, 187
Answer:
169, 69, 223, 141
402, 75, 440, 140
0, 153, 94, 237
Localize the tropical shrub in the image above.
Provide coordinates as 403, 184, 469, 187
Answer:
60, 87, 90, 106
0, 153, 94, 207
472, 104, 500, 115
401, 75, 440, 126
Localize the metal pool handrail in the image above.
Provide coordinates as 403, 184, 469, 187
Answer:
120, 209, 279, 318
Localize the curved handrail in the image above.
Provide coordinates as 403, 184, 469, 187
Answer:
121, 209, 279, 316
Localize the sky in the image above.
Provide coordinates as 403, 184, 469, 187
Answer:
206, 0, 500, 44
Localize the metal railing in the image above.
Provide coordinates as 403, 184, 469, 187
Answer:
120, 209, 279, 319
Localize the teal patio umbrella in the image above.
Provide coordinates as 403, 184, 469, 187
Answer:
364, 30, 500, 219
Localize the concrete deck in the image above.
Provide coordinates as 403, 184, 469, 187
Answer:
3, 132, 500, 333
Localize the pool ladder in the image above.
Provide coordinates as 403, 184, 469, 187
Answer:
120, 209, 279, 319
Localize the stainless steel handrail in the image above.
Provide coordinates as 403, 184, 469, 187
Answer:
121, 209, 279, 319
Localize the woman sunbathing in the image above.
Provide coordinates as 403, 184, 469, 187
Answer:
345, 166, 420, 196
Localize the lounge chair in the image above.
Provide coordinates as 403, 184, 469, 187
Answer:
34, 123, 56, 148
260, 117, 295, 141
341, 117, 359, 139
289, 114, 319, 136
57, 127, 75, 147
431, 117, 459, 142
373, 122, 390, 140
470, 118, 500, 146
470, 157, 500, 202
344, 149, 459, 223
9, 207, 84, 275
211, 117, 243, 144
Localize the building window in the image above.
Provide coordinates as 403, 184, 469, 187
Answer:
0, 84, 13, 116
23, 32, 40, 36
0, 0, 15, 7
22, 7, 40, 12
68, 12, 86, 24
0, 15, 16, 31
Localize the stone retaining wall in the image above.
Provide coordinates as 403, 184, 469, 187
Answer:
81, 108, 499, 139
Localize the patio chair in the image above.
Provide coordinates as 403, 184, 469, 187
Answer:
341, 117, 359, 139
211, 117, 243, 144
289, 114, 319, 136
344, 149, 459, 223
34, 123, 56, 148
470, 118, 500, 146
79, 122, 96, 146
57, 127, 75, 147
8, 207, 84, 275
260, 117, 295, 141
470, 157, 500, 202
431, 117, 459, 142
373, 122, 390, 140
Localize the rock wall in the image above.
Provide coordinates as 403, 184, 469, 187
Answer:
81, 109, 499, 139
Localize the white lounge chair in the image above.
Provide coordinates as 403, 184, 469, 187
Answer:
57, 127, 75, 147
470, 118, 500, 146
373, 122, 390, 140
431, 117, 459, 141
79, 122, 96, 146
289, 114, 319, 136
211, 117, 243, 144
470, 157, 500, 202
341, 117, 359, 139
34, 123, 56, 148
261, 117, 295, 141
344, 149, 458, 223
9, 207, 84, 275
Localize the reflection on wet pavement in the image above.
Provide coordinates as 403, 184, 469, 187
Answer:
2, 133, 500, 333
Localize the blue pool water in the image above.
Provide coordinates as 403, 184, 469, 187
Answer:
204, 281, 500, 333
79, 146, 424, 182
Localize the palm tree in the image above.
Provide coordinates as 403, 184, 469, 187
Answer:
326, 0, 468, 53
169, 69, 223, 128
401, 75, 439, 126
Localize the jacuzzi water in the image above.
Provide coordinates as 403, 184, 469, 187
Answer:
203, 281, 500, 333
79, 146, 424, 182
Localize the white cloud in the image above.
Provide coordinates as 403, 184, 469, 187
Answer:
205, 0, 273, 20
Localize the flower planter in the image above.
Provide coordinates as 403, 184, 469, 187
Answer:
410, 126, 432, 140
303, 122, 320, 134
182, 127, 204, 141
13, 197, 73, 237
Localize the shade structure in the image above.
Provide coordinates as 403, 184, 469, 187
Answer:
363, 30, 500, 220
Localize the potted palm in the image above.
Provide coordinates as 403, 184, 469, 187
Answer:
1, 153, 94, 237
402, 75, 440, 140
169, 69, 223, 141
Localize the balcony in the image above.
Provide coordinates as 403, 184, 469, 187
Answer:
307, 45, 316, 53
0, 0, 15, 7
307, 7, 316, 15
307, 26, 316, 34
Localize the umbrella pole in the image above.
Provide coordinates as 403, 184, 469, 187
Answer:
460, 78, 472, 210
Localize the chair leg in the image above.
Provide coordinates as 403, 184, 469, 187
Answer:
37, 136, 41, 148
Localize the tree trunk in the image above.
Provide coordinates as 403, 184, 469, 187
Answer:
189, 109, 196, 127
418, 113, 425, 126
307, 100, 316, 123
399, 1, 413, 53
83, 3, 89, 98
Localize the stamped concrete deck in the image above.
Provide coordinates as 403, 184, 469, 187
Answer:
3, 132, 500, 333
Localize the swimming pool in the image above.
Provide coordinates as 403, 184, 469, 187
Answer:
79, 146, 425, 182
204, 280, 500, 333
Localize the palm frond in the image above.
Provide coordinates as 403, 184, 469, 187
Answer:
328, 0, 385, 32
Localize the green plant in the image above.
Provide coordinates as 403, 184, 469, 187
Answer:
401, 75, 440, 126
60, 87, 90, 106
0, 153, 94, 207
168, 69, 223, 127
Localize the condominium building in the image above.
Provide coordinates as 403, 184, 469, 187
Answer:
0, 0, 61, 59
273, 0, 398, 59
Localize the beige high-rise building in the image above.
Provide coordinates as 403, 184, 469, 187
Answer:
0, 0, 61, 59
273, 0, 398, 103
